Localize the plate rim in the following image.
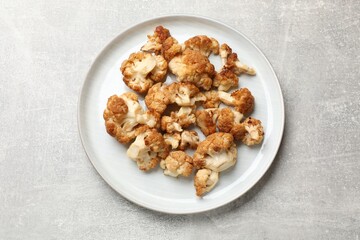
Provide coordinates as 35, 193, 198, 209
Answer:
77, 14, 285, 214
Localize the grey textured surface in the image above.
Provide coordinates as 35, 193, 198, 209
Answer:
1, 0, 359, 239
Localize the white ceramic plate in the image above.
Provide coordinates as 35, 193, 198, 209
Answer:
78, 15, 284, 214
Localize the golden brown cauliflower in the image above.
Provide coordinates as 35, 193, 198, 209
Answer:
135, 110, 160, 129
219, 43, 232, 66
195, 108, 219, 136
162, 36, 182, 61
193, 132, 237, 172
141, 26, 182, 61
103, 93, 159, 144
163, 132, 181, 149
213, 69, 239, 91
120, 52, 167, 93
168, 49, 215, 90
163, 131, 198, 150
160, 151, 193, 177
145, 83, 171, 114
217, 108, 244, 133
220, 43, 256, 76
168, 82, 206, 107
231, 117, 264, 146
202, 90, 221, 109
161, 107, 196, 133
194, 169, 219, 197
218, 88, 255, 115
141, 25, 171, 55
127, 127, 169, 171
179, 130, 199, 150
183, 35, 219, 57
151, 55, 169, 81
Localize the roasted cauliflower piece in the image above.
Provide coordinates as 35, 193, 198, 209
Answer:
127, 127, 169, 171
151, 55, 168, 82
103, 93, 159, 144
219, 43, 232, 66
202, 90, 221, 109
194, 169, 219, 197
161, 107, 196, 133
218, 88, 255, 115
141, 26, 182, 61
145, 82, 205, 115
160, 151, 193, 177
164, 132, 181, 149
231, 117, 264, 146
145, 83, 171, 114
161, 116, 182, 133
193, 132, 237, 172
217, 108, 243, 133
183, 35, 219, 57
135, 110, 161, 129
220, 43, 256, 76
163, 130, 198, 150
179, 130, 199, 150
162, 36, 182, 61
213, 69, 239, 91
190, 93, 207, 106
195, 108, 219, 136
141, 26, 171, 55
168, 82, 206, 106
120, 52, 167, 93
169, 49, 215, 90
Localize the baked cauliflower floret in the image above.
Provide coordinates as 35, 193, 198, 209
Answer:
217, 108, 244, 133
127, 128, 169, 171
231, 117, 264, 146
120, 52, 167, 93
183, 35, 219, 57
161, 107, 196, 133
135, 110, 161, 129
194, 169, 219, 197
169, 49, 215, 90
193, 132, 237, 172
141, 25, 171, 54
160, 151, 193, 177
161, 116, 182, 133
163, 131, 199, 150
103, 93, 159, 144
220, 43, 256, 76
162, 36, 182, 61
164, 132, 181, 149
213, 69, 239, 91
145, 83, 170, 114
190, 93, 207, 106
218, 88, 255, 115
202, 90, 221, 109
151, 55, 168, 82
168, 82, 206, 106
219, 43, 232, 66
179, 130, 199, 150
195, 108, 219, 136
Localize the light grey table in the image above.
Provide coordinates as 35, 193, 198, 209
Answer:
1, 1, 359, 239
